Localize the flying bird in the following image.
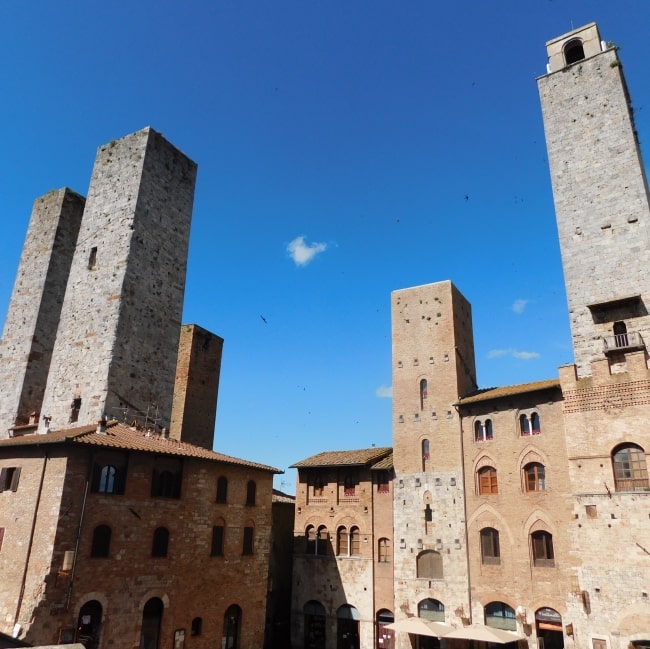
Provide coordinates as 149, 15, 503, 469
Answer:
260, 315, 267, 324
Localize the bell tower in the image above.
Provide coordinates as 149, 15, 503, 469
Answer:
538, 23, 650, 377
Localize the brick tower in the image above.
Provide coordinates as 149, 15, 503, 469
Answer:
391, 281, 477, 637
39, 127, 197, 431
0, 189, 85, 437
538, 23, 650, 377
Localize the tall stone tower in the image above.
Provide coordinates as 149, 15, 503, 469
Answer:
0, 189, 85, 436
391, 281, 477, 636
170, 324, 224, 450
538, 23, 650, 377
39, 127, 197, 431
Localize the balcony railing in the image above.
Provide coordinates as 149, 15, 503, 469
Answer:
603, 331, 645, 354
614, 477, 650, 491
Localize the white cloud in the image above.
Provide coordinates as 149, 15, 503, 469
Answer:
488, 348, 540, 360
287, 235, 327, 266
512, 299, 529, 314
376, 385, 393, 398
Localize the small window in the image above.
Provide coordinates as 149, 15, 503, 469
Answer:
90, 454, 126, 495
531, 531, 555, 567
337, 526, 349, 556
211, 523, 225, 557
91, 525, 111, 558
424, 504, 432, 522
524, 463, 546, 492
378, 538, 390, 563
246, 480, 256, 506
216, 476, 228, 503
474, 420, 493, 442
316, 525, 329, 556
480, 528, 500, 565
416, 550, 443, 579
420, 379, 428, 409
344, 475, 356, 497
564, 38, 585, 66
151, 527, 169, 557
191, 618, 202, 637
312, 476, 324, 497
519, 414, 530, 436
350, 526, 361, 556
478, 467, 498, 495
88, 246, 98, 270
242, 526, 254, 555
69, 397, 81, 423
0, 467, 21, 492
612, 443, 649, 491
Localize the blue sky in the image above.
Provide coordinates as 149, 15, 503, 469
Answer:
1, 1, 649, 491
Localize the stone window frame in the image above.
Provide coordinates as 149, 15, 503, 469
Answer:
479, 527, 500, 565
0, 466, 21, 493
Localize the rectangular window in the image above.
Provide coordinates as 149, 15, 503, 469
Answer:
242, 527, 254, 555
0, 467, 21, 492
377, 471, 390, 494
211, 526, 224, 556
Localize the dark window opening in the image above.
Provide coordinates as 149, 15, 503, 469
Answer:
525, 463, 546, 491
151, 527, 169, 557
564, 39, 585, 65
70, 397, 82, 423
480, 527, 500, 565
91, 525, 111, 558
246, 480, 256, 506
76, 600, 103, 649
191, 618, 202, 637
243, 526, 254, 555
223, 605, 241, 649
216, 476, 228, 503
0, 467, 21, 492
532, 531, 555, 567
151, 460, 182, 499
211, 524, 225, 556
140, 598, 164, 649
88, 247, 98, 270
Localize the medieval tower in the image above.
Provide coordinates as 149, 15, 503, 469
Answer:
0, 127, 198, 437
538, 23, 650, 378
391, 281, 477, 638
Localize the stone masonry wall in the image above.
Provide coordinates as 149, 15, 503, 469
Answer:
538, 44, 650, 378
39, 128, 197, 431
0, 190, 85, 436
170, 324, 224, 450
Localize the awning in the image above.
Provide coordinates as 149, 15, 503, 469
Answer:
443, 623, 524, 644
385, 618, 454, 637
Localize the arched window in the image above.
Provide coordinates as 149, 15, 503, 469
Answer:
519, 414, 530, 436
337, 526, 349, 556
378, 537, 390, 563
91, 525, 111, 558
480, 528, 500, 565
216, 476, 228, 503
420, 379, 428, 409
76, 600, 103, 649
564, 39, 585, 65
151, 459, 182, 498
485, 602, 516, 631
304, 601, 326, 649
612, 443, 649, 491
613, 321, 629, 348
350, 526, 361, 556
478, 467, 498, 495
418, 598, 444, 623
416, 550, 443, 579
306, 525, 316, 554
243, 525, 254, 555
99, 465, 116, 493
191, 617, 202, 636
140, 598, 164, 649
246, 480, 256, 506
151, 526, 169, 557
421, 439, 430, 472
524, 462, 546, 491
316, 525, 329, 556
531, 531, 555, 567
475, 419, 493, 442
223, 604, 241, 649
337, 605, 360, 649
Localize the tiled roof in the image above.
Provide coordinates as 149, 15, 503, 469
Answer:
291, 446, 392, 468
272, 489, 296, 504
370, 452, 393, 470
456, 378, 561, 405
0, 421, 280, 473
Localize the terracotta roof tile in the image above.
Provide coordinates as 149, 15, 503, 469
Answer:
291, 446, 392, 468
0, 421, 280, 473
456, 378, 561, 405
370, 452, 393, 470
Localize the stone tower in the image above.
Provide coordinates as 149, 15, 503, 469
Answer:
391, 281, 477, 637
0, 189, 85, 436
39, 127, 197, 431
538, 23, 650, 377
170, 324, 224, 450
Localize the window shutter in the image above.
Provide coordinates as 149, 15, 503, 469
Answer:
0, 468, 7, 492
10, 467, 21, 491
